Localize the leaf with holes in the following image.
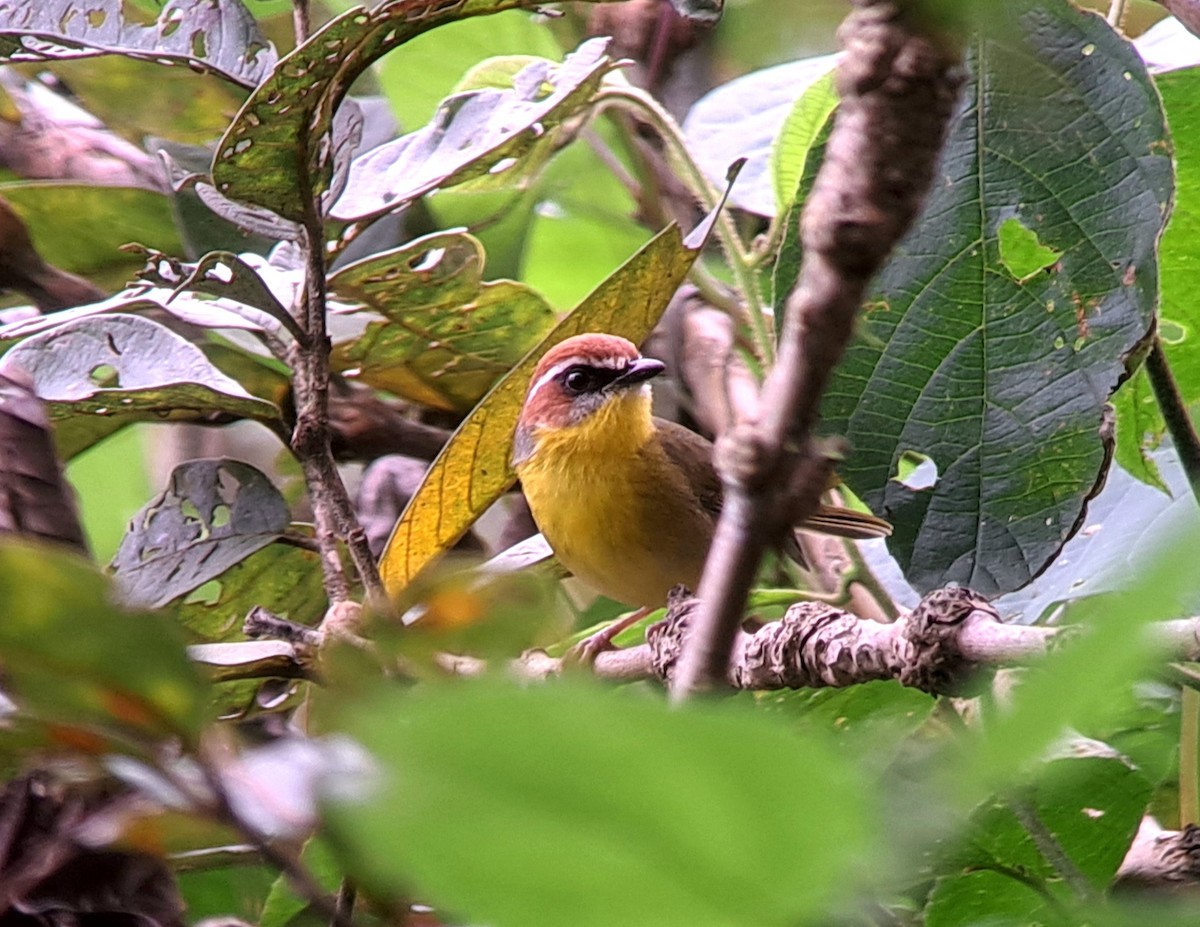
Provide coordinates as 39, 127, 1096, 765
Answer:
378, 214, 718, 595
0, 314, 281, 458
330, 38, 619, 221
0, 538, 209, 741
171, 538, 324, 643
211, 0, 628, 221
329, 231, 557, 411
814, 1, 1171, 595
0, 0, 277, 89
111, 458, 291, 609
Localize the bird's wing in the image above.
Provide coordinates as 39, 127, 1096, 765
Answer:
652, 418, 724, 520
651, 418, 892, 545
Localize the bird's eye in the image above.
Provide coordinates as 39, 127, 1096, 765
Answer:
563, 369, 595, 394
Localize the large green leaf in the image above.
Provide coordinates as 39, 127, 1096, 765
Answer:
328, 231, 557, 411
322, 679, 871, 927
959, 752, 1151, 891
211, 0, 624, 221
818, 1, 1171, 595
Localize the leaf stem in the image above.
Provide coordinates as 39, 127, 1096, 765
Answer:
597, 86, 775, 364
292, 0, 312, 44
1107, 0, 1128, 29
1182, 688, 1200, 825
1145, 337, 1200, 499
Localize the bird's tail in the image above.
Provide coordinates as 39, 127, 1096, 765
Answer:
802, 504, 892, 540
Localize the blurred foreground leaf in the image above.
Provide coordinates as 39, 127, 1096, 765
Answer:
0, 540, 208, 742
322, 679, 872, 927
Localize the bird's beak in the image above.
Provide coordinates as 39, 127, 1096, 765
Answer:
610, 357, 665, 390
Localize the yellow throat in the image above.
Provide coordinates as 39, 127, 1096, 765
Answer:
515, 391, 711, 607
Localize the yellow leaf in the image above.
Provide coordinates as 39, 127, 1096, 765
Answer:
379, 223, 703, 596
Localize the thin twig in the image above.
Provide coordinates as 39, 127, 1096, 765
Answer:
1107, 0, 1129, 29
292, 0, 312, 44
1142, 337, 1200, 824
193, 756, 349, 927
597, 87, 774, 364
1145, 337, 1200, 499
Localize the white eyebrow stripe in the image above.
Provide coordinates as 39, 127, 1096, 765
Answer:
526, 353, 630, 400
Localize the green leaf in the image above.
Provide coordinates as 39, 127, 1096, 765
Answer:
755, 680, 936, 758
260, 838, 343, 927
770, 67, 838, 214
0, 0, 277, 89
961, 752, 1151, 890
924, 871, 1058, 927
1113, 368, 1168, 493
684, 55, 837, 216
172, 540, 324, 644
111, 459, 292, 610
322, 679, 872, 927
212, 0, 623, 221
818, 1, 1171, 595
331, 38, 619, 222
0, 314, 282, 458
0, 539, 209, 740
328, 231, 557, 412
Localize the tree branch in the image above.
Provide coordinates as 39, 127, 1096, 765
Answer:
670, 0, 965, 701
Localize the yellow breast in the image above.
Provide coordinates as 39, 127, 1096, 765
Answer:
515, 396, 714, 608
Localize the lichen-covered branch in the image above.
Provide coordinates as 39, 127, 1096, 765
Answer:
671, 0, 966, 700
222, 586, 1200, 695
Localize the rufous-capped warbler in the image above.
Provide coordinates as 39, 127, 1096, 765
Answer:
512, 333, 890, 611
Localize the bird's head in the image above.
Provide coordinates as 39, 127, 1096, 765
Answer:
512, 333, 665, 467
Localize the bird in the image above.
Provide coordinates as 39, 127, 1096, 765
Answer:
512, 332, 890, 647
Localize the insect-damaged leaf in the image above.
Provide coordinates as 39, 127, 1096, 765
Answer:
329, 231, 557, 412
111, 458, 291, 610
0, 313, 281, 458
0, 0, 277, 89
211, 0, 630, 222
330, 38, 620, 221
814, 0, 1171, 596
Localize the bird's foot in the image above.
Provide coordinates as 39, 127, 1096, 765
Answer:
564, 606, 653, 668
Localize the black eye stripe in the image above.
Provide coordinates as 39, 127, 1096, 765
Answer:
559, 364, 621, 395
